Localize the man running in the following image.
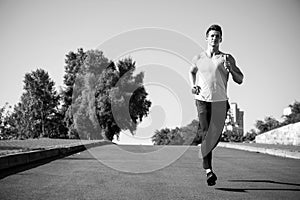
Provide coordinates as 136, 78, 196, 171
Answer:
189, 24, 244, 186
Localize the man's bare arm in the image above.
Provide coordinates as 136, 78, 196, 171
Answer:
189, 65, 198, 87
226, 55, 244, 84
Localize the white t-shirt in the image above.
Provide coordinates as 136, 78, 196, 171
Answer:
192, 51, 229, 102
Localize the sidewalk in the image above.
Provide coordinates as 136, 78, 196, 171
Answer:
218, 142, 300, 159
0, 138, 107, 156
0, 138, 113, 170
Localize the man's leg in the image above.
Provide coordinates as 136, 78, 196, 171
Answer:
194, 101, 209, 140
210, 101, 230, 149
191, 100, 209, 145
200, 101, 231, 186
194, 100, 215, 181
202, 151, 212, 169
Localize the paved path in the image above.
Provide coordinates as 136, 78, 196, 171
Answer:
0, 145, 299, 200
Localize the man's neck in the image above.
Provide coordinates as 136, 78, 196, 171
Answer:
206, 46, 220, 58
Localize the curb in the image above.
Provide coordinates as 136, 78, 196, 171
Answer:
0, 140, 113, 170
218, 142, 300, 159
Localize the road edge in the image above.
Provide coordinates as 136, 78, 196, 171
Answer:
0, 140, 114, 170
218, 142, 300, 159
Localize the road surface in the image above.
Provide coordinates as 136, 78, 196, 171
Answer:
0, 144, 299, 200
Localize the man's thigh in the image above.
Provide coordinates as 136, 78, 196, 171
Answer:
195, 100, 211, 130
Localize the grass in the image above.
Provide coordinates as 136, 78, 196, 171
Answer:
0, 138, 105, 156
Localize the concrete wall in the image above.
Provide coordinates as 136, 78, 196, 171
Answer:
255, 122, 300, 145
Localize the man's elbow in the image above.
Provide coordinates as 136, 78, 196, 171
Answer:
236, 79, 243, 85
235, 75, 244, 85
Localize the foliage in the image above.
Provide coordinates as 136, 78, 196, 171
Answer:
0, 103, 15, 139
95, 57, 151, 141
221, 130, 243, 142
71, 50, 110, 139
152, 120, 199, 145
282, 101, 300, 125
8, 69, 60, 139
62, 48, 87, 109
179, 120, 199, 145
242, 129, 257, 142
221, 109, 243, 142
152, 128, 172, 145
152, 127, 184, 145
61, 48, 87, 138
255, 116, 280, 134
252, 101, 300, 136
0, 104, 7, 139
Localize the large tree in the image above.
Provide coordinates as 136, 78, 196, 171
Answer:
61, 48, 87, 138
71, 50, 111, 139
95, 57, 151, 141
62, 48, 87, 109
9, 69, 60, 138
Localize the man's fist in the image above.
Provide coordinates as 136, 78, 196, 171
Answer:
223, 54, 232, 72
192, 85, 201, 95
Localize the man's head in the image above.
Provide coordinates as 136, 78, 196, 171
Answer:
206, 24, 222, 37
205, 24, 222, 47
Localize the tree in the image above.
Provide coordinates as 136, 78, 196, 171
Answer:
152, 119, 200, 145
0, 104, 7, 139
0, 103, 14, 139
152, 128, 171, 145
255, 116, 280, 134
71, 50, 111, 139
62, 48, 87, 109
9, 69, 60, 138
283, 101, 300, 125
61, 48, 87, 138
10, 93, 36, 139
167, 127, 184, 145
95, 57, 151, 141
221, 130, 243, 142
178, 120, 199, 145
243, 129, 257, 142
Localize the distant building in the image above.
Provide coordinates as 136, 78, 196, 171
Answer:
223, 102, 244, 136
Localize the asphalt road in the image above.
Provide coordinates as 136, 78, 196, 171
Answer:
0, 144, 299, 200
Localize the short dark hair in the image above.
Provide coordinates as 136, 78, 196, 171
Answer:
206, 24, 222, 37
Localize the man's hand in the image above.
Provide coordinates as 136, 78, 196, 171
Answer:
192, 85, 201, 95
223, 54, 232, 72
223, 54, 244, 84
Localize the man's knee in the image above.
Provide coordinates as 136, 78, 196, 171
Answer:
198, 121, 209, 132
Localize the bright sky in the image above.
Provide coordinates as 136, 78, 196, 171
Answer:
1, 0, 300, 145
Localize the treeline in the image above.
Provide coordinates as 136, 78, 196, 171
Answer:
247, 101, 300, 140
0, 49, 151, 141
152, 120, 198, 145
152, 101, 300, 145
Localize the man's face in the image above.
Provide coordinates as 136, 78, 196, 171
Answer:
206, 30, 222, 47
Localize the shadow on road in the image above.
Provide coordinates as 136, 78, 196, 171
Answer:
215, 179, 300, 193
0, 154, 65, 180
228, 179, 300, 187
61, 157, 96, 160
0, 146, 98, 180
215, 188, 300, 193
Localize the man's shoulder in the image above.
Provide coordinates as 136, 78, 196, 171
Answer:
220, 51, 235, 60
192, 52, 206, 63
